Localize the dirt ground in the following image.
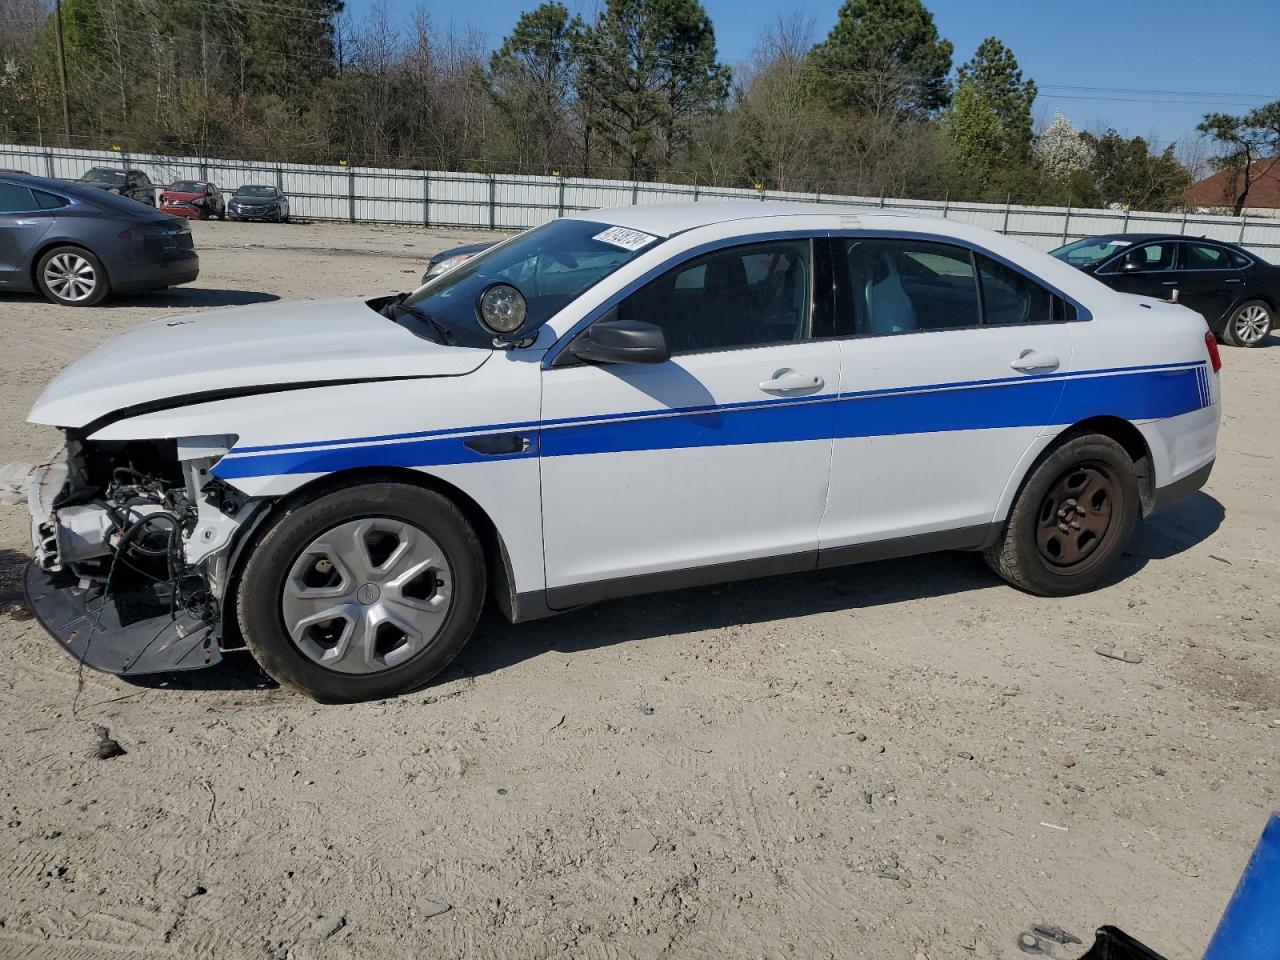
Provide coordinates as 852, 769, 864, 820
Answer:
0, 219, 1276, 960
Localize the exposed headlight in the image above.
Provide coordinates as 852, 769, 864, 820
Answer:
423, 253, 476, 282
476, 282, 526, 334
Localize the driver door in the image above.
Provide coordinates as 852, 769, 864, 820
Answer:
538, 237, 841, 607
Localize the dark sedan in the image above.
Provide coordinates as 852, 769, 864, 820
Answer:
226, 185, 289, 222
77, 166, 156, 207
1051, 234, 1278, 347
0, 173, 198, 306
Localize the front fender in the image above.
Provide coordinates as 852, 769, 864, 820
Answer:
90, 355, 547, 596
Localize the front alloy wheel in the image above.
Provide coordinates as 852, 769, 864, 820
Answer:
36, 246, 109, 306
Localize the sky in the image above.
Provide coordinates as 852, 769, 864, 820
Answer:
344, 0, 1280, 159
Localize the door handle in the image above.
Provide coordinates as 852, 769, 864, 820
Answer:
759, 370, 824, 393
1010, 350, 1060, 373
1162, 280, 1179, 286
1225, 278, 1243, 284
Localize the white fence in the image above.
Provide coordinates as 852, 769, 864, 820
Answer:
5, 142, 1278, 261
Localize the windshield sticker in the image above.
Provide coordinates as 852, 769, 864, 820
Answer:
593, 226, 658, 251
1108, 240, 1132, 247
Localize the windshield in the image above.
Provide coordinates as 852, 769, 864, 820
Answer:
236, 186, 276, 198
392, 219, 659, 348
1050, 238, 1132, 268
81, 168, 125, 184
171, 180, 206, 192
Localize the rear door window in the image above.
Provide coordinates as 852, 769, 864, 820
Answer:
977, 254, 1054, 326
837, 238, 1072, 333
841, 238, 981, 334
1184, 243, 1232, 270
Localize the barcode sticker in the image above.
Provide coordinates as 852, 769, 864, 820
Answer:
593, 226, 658, 251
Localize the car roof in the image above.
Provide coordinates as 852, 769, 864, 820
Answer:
236, 184, 276, 189
566, 201, 948, 239
1077, 232, 1241, 247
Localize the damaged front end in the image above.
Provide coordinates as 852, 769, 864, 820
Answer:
25, 432, 263, 675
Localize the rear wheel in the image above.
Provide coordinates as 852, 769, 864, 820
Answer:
1222, 300, 1273, 347
35, 246, 109, 306
237, 482, 485, 703
984, 434, 1140, 596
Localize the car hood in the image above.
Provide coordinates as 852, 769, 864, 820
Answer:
29, 297, 491, 429
162, 191, 203, 200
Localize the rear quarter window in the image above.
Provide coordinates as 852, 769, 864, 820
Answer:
33, 190, 69, 210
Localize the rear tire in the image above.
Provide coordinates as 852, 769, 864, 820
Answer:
1221, 300, 1273, 347
984, 434, 1140, 596
237, 482, 485, 703
35, 246, 110, 306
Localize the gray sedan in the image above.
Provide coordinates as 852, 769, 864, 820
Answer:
0, 173, 198, 306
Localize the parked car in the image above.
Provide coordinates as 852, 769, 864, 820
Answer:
226, 185, 289, 222
0, 172, 198, 306
159, 179, 225, 220
422, 241, 494, 283
22, 204, 1218, 701
1051, 233, 1278, 347
76, 166, 156, 207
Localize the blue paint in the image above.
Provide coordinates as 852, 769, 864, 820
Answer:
1204, 813, 1280, 960
211, 362, 1210, 480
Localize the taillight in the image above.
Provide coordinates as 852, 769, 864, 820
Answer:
1205, 331, 1222, 373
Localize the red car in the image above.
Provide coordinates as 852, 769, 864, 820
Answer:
158, 179, 225, 220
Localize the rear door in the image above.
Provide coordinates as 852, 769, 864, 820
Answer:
539, 236, 841, 605
817, 236, 1078, 557
1176, 242, 1245, 325
1096, 240, 1178, 300
0, 181, 55, 288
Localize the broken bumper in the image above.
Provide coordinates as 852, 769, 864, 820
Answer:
23, 562, 221, 675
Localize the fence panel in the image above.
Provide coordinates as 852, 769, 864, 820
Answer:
2, 142, 1278, 261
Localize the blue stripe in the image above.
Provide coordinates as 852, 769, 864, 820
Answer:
211, 363, 1209, 481
227, 359, 1202, 456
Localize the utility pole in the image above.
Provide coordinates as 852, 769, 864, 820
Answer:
52, 0, 72, 145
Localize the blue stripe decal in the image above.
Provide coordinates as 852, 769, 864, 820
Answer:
211, 362, 1209, 480
227, 359, 1204, 456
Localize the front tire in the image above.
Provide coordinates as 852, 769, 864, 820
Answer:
35, 246, 110, 306
1222, 300, 1273, 347
984, 434, 1140, 596
237, 482, 486, 703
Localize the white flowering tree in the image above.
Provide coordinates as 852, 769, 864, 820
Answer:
1035, 112, 1093, 182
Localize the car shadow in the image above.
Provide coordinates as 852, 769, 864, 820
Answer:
76, 492, 1223, 697
0, 289, 279, 309
110, 288, 280, 308
444, 492, 1224, 686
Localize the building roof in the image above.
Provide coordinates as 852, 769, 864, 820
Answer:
1187, 158, 1280, 210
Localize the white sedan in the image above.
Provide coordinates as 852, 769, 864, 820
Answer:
23, 203, 1220, 702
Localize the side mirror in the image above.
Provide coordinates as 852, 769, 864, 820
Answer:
570, 318, 670, 365
1120, 255, 1142, 273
